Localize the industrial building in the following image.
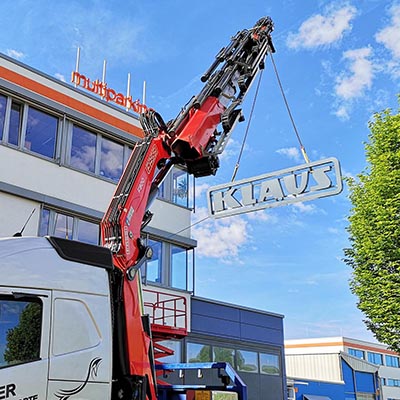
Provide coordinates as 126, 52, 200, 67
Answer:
0, 52, 286, 400
285, 336, 400, 400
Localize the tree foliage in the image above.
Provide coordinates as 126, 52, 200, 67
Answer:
345, 99, 400, 351
4, 302, 41, 364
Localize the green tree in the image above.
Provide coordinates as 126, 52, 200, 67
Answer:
189, 345, 211, 363
345, 100, 400, 351
4, 302, 41, 364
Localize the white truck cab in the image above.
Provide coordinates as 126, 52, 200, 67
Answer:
0, 236, 113, 400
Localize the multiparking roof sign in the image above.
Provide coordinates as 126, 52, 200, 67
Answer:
207, 157, 343, 219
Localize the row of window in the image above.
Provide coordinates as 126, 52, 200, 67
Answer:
0, 93, 130, 182
382, 378, 400, 387
160, 340, 281, 376
39, 207, 194, 291
348, 348, 400, 367
0, 92, 192, 207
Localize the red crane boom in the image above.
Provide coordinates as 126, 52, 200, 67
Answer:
100, 17, 274, 399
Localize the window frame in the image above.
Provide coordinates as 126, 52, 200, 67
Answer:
348, 348, 365, 360
386, 354, 400, 368
185, 341, 282, 377
157, 165, 194, 209
0, 93, 61, 161
259, 352, 281, 376
143, 234, 194, 291
66, 121, 132, 182
367, 351, 383, 365
39, 207, 100, 245
23, 104, 60, 159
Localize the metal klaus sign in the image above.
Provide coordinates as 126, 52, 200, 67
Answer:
207, 157, 343, 218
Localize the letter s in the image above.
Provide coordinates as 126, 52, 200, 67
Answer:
310, 165, 332, 191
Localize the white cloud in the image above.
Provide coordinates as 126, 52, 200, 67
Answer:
246, 209, 277, 223
219, 138, 243, 162
286, 4, 357, 49
292, 202, 317, 214
195, 182, 210, 199
191, 207, 249, 262
54, 73, 66, 82
276, 147, 301, 162
335, 47, 374, 100
333, 47, 375, 118
376, 5, 400, 58
375, 4, 400, 78
328, 227, 340, 234
334, 105, 350, 120
6, 49, 24, 60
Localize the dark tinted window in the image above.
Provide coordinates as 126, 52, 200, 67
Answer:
70, 126, 96, 173
100, 137, 123, 181
8, 101, 22, 146
25, 107, 58, 158
0, 297, 42, 367
0, 94, 6, 140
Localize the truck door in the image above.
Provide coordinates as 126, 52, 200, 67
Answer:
0, 289, 51, 400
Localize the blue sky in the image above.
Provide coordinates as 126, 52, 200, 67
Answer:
1, 0, 399, 342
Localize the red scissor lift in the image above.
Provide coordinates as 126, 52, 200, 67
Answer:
143, 288, 188, 364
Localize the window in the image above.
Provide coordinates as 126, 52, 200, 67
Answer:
54, 213, 74, 240
157, 340, 181, 363
213, 346, 235, 365
77, 219, 100, 245
52, 298, 100, 355
39, 208, 99, 245
171, 244, 190, 290
0, 296, 42, 367
237, 350, 259, 373
146, 239, 163, 283
0, 95, 59, 160
25, 106, 58, 158
0, 94, 6, 140
387, 379, 400, 387
349, 348, 365, 360
8, 101, 22, 146
143, 236, 194, 291
260, 352, 280, 375
186, 343, 281, 377
187, 342, 211, 363
157, 166, 193, 208
356, 394, 375, 400
100, 136, 123, 181
69, 124, 129, 181
172, 168, 189, 207
70, 125, 96, 173
367, 351, 383, 365
386, 355, 400, 368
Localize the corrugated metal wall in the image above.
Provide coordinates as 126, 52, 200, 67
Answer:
285, 353, 343, 383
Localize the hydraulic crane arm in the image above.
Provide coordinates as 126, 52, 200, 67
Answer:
100, 17, 274, 400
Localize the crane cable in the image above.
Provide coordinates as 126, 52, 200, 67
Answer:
231, 68, 264, 182
166, 53, 313, 240
269, 52, 311, 164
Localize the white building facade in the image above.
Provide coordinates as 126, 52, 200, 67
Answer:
0, 52, 196, 322
285, 336, 400, 400
0, 53, 287, 400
